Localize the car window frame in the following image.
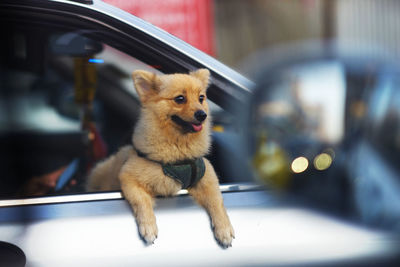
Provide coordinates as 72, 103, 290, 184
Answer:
0, 0, 257, 206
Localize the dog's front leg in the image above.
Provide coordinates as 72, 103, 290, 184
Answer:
119, 172, 158, 244
189, 159, 235, 248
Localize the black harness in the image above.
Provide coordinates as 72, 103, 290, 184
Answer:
135, 148, 206, 189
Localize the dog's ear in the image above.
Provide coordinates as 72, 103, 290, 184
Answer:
190, 69, 210, 89
132, 70, 158, 101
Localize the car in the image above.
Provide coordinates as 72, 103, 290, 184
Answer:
1, 1, 400, 266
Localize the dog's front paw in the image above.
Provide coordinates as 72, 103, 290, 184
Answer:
138, 221, 158, 245
214, 222, 235, 248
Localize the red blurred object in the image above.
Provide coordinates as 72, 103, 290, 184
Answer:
88, 122, 108, 162
104, 0, 215, 56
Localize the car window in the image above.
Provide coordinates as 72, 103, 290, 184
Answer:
0, 26, 236, 199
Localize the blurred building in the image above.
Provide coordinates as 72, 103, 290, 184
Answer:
104, 0, 215, 55
104, 0, 400, 71
214, 0, 326, 68
216, 0, 400, 68
336, 0, 400, 58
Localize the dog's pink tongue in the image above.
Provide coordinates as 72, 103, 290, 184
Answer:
192, 124, 203, 132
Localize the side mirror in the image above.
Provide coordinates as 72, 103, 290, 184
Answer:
245, 43, 400, 231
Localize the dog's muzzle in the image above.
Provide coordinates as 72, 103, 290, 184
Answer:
171, 111, 207, 133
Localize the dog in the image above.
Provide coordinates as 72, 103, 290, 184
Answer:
87, 69, 234, 247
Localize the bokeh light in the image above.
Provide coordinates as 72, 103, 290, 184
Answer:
291, 156, 309, 173
314, 153, 333, 171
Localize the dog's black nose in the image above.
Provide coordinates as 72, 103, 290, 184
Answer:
194, 110, 207, 122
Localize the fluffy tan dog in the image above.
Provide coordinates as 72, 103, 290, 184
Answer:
87, 69, 234, 247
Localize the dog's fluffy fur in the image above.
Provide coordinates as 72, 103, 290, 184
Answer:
87, 69, 234, 247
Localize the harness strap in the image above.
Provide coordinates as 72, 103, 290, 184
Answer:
134, 146, 205, 189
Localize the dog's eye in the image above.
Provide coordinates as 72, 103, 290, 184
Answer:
174, 95, 186, 104
199, 95, 205, 103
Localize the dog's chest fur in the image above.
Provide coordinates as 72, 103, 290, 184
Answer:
121, 152, 183, 196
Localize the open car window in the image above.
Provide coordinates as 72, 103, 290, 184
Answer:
0, 22, 238, 199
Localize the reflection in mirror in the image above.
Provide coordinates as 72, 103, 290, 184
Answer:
257, 62, 346, 144
252, 61, 347, 189
249, 57, 400, 232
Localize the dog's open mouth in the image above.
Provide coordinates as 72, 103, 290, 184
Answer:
171, 115, 203, 133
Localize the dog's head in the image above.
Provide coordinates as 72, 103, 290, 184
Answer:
132, 69, 211, 135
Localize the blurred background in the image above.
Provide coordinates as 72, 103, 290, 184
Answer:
104, 0, 400, 72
